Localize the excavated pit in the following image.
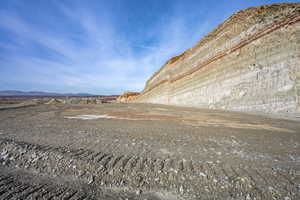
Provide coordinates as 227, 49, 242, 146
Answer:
0, 103, 299, 199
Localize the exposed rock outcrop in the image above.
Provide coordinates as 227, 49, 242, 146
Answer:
117, 92, 140, 103
132, 3, 300, 113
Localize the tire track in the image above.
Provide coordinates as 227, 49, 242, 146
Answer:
0, 173, 94, 200
239, 167, 265, 199
0, 138, 299, 199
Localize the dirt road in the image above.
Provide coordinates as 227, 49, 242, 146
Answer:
0, 103, 299, 199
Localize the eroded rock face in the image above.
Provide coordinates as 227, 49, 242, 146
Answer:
134, 3, 300, 113
117, 92, 140, 103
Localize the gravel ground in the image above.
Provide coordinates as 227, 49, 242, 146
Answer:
0, 103, 299, 199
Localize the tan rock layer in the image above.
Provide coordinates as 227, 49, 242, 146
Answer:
132, 3, 300, 113
145, 3, 299, 86
143, 12, 300, 94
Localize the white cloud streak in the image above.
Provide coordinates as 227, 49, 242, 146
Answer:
0, 2, 214, 94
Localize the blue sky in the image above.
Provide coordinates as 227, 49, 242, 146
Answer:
0, 0, 298, 94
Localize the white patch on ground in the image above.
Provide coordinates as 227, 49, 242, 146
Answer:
65, 115, 115, 120
159, 148, 174, 156
199, 172, 207, 177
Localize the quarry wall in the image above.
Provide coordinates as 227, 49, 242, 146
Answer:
133, 3, 300, 113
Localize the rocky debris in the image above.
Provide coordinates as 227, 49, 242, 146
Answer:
0, 138, 299, 200
44, 97, 116, 105
0, 101, 38, 111
0, 169, 168, 200
0, 96, 119, 106
65, 97, 98, 104
1, 101, 300, 199
45, 98, 65, 104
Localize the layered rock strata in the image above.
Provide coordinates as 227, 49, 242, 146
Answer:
133, 3, 300, 113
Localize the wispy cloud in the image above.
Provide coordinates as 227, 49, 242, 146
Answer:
0, 1, 225, 94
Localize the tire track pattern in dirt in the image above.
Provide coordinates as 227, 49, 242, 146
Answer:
0, 138, 299, 199
0, 173, 94, 200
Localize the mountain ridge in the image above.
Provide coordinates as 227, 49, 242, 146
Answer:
0, 90, 97, 97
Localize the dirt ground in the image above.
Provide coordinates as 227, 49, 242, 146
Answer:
0, 102, 299, 199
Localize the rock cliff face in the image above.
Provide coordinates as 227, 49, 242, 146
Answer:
132, 3, 300, 113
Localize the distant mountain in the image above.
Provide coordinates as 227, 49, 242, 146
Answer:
0, 90, 96, 97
